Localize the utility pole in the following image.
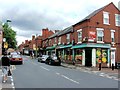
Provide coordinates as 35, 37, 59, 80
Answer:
35, 34, 38, 57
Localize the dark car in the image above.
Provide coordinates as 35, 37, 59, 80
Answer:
45, 55, 61, 66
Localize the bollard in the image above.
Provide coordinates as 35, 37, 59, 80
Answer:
112, 63, 114, 70
99, 63, 101, 71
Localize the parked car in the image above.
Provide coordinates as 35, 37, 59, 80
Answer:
10, 54, 23, 65
38, 55, 49, 63
45, 55, 61, 66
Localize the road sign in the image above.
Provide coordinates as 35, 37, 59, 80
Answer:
4, 42, 8, 48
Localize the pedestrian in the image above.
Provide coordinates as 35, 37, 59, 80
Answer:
1, 52, 11, 83
32, 51, 34, 59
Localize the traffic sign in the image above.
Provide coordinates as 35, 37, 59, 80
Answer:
4, 42, 8, 48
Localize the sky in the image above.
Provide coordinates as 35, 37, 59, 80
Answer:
0, 0, 119, 46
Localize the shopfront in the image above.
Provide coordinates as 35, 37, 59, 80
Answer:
72, 43, 111, 67
46, 46, 56, 56
57, 44, 72, 63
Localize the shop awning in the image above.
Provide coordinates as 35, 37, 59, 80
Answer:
46, 46, 56, 50
72, 43, 111, 49
58, 44, 72, 49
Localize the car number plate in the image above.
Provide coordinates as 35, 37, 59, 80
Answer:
16, 58, 19, 60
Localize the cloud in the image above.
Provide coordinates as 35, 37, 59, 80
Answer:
0, 0, 119, 45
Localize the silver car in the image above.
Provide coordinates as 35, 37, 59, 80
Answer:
38, 55, 49, 63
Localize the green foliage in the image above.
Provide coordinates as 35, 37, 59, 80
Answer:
2, 22, 17, 49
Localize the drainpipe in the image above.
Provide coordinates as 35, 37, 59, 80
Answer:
72, 48, 75, 65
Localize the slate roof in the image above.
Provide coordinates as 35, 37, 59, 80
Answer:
57, 26, 73, 36
48, 26, 73, 39
48, 31, 61, 39
73, 5, 105, 26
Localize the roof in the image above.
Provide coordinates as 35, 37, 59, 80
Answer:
48, 31, 61, 39
73, 6, 104, 26
58, 26, 73, 36
48, 26, 73, 39
73, 2, 117, 26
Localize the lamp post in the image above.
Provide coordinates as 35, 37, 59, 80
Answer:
35, 34, 38, 57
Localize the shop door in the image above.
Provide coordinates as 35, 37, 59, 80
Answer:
85, 49, 92, 67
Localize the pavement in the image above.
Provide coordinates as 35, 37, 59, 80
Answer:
61, 63, 119, 81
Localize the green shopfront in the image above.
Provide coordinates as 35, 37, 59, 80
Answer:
56, 44, 73, 63
72, 43, 111, 67
46, 45, 56, 55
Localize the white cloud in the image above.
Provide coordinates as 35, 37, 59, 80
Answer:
0, 0, 119, 45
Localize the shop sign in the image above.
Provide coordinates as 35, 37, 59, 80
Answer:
88, 31, 96, 42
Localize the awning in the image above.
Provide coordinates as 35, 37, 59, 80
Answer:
72, 43, 111, 49
58, 44, 72, 49
46, 46, 56, 50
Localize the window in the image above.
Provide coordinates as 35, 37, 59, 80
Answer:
49, 39, 51, 46
54, 37, 57, 44
66, 34, 70, 44
103, 11, 110, 25
115, 14, 120, 26
97, 28, 104, 42
58, 37, 61, 44
111, 30, 115, 43
77, 29, 82, 43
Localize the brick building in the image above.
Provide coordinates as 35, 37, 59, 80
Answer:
19, 28, 54, 56
42, 2, 120, 68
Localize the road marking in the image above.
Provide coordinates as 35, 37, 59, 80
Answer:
40, 66, 50, 71
61, 75, 79, 84
11, 76, 15, 89
56, 72, 60, 75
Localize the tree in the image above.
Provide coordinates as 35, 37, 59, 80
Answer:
2, 22, 17, 49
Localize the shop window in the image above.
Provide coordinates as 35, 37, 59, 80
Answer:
75, 49, 83, 61
96, 48, 107, 64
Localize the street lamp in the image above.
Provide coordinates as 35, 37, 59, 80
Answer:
35, 34, 38, 57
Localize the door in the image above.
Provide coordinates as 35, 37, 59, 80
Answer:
111, 51, 115, 66
85, 49, 92, 67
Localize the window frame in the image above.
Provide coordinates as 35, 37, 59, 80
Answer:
66, 34, 70, 44
96, 28, 104, 43
111, 30, 115, 43
115, 14, 120, 26
77, 29, 82, 43
103, 11, 110, 25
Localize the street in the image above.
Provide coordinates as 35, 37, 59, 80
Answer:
12, 56, 119, 88
1, 56, 119, 89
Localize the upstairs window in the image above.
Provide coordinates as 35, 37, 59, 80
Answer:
77, 29, 82, 43
66, 34, 70, 44
54, 37, 57, 44
97, 28, 104, 43
115, 14, 120, 26
49, 39, 51, 46
111, 30, 115, 43
103, 11, 110, 25
58, 37, 61, 44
